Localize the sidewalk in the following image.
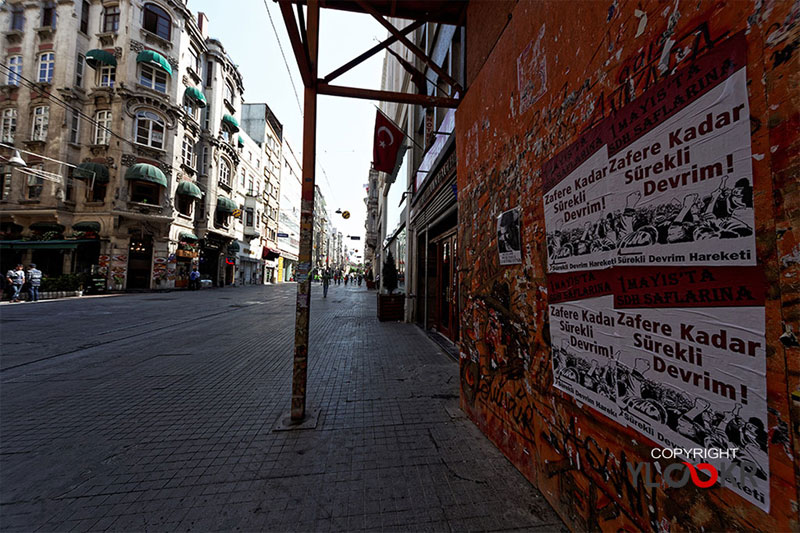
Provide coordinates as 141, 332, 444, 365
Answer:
0, 283, 564, 532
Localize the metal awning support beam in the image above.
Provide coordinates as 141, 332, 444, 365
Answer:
317, 82, 459, 108
278, 0, 312, 87
322, 20, 424, 84
354, 0, 463, 94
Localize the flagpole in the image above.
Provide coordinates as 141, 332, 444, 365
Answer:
374, 105, 425, 152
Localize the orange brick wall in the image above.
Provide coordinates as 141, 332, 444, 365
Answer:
455, 0, 799, 531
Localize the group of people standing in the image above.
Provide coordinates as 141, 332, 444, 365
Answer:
319, 268, 363, 298
4, 264, 43, 303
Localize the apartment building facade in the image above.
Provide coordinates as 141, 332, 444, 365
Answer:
0, 0, 275, 289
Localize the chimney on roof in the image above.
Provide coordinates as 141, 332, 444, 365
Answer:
198, 12, 209, 39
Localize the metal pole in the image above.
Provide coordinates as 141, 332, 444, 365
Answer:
291, 0, 319, 422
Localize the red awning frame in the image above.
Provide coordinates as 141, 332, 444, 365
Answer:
276, 0, 466, 423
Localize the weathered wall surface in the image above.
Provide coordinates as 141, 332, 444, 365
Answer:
456, 0, 799, 531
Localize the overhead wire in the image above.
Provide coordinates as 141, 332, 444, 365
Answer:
0, 63, 142, 153
260, 0, 346, 216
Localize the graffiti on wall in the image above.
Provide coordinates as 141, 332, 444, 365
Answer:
457, 0, 798, 530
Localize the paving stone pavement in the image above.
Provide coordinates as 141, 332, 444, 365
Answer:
0, 283, 565, 532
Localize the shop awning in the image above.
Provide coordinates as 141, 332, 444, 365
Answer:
184, 86, 207, 108
176, 180, 202, 199
30, 222, 65, 233
222, 114, 239, 132
179, 231, 199, 242
0, 239, 96, 250
262, 247, 280, 260
124, 163, 168, 187
237, 135, 244, 147
72, 221, 101, 232
74, 162, 110, 183
216, 196, 237, 214
136, 50, 173, 76
85, 49, 117, 69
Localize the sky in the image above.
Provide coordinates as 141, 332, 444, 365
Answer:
191, 0, 387, 255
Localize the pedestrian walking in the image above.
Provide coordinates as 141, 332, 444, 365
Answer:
6, 264, 25, 303
26, 263, 43, 302
189, 267, 201, 290
344, 274, 349, 286
322, 268, 331, 298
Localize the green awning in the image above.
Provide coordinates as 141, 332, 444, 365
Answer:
136, 50, 172, 76
222, 114, 239, 132
216, 196, 237, 214
179, 231, 198, 242
237, 135, 244, 147
74, 162, 110, 183
184, 86, 207, 108
0, 239, 96, 250
72, 221, 101, 232
176, 180, 202, 199
30, 222, 65, 233
228, 242, 240, 252
85, 49, 117, 69
124, 163, 168, 187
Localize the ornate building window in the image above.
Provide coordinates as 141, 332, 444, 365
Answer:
143, 3, 170, 40
218, 158, 231, 187
31, 106, 49, 141
41, 2, 56, 28
37, 52, 55, 83
94, 110, 112, 144
181, 136, 196, 168
80, 1, 90, 33
135, 110, 165, 149
99, 65, 115, 88
139, 64, 167, 93
1, 109, 17, 143
10, 4, 24, 31
7, 56, 22, 86
103, 6, 120, 33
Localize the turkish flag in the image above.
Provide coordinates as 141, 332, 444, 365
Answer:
372, 110, 404, 173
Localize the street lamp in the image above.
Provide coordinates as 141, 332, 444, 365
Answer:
8, 150, 26, 167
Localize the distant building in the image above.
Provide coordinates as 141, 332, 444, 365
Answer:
277, 138, 300, 281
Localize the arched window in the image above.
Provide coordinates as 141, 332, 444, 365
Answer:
135, 110, 165, 149
218, 158, 231, 187
143, 3, 170, 40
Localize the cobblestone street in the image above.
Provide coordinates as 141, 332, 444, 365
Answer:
0, 284, 564, 532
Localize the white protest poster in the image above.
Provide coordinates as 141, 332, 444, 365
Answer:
612, 266, 769, 511
548, 271, 625, 424
498, 207, 522, 265
608, 65, 756, 268
543, 31, 755, 273
544, 146, 613, 273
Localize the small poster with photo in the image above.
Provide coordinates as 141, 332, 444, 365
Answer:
498, 207, 522, 265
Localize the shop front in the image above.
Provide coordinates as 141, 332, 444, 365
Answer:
261, 246, 280, 283
409, 145, 458, 343
200, 232, 230, 287
126, 236, 153, 289
175, 231, 200, 289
